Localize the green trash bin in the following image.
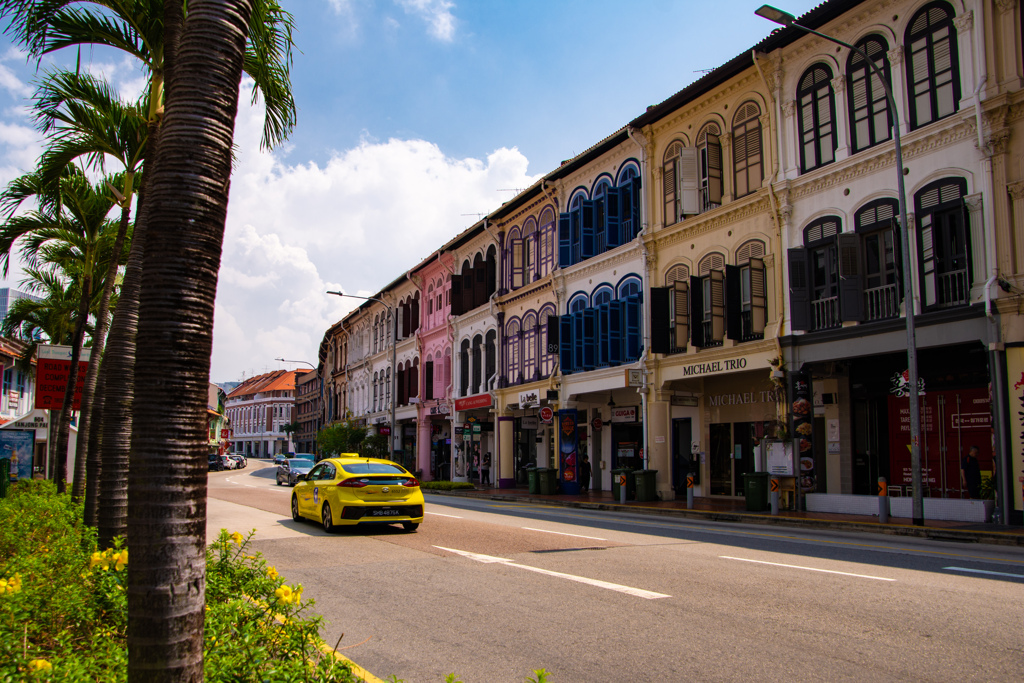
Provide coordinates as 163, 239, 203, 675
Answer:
526, 467, 539, 494
538, 468, 558, 495
611, 469, 636, 501
634, 470, 658, 502
743, 472, 770, 511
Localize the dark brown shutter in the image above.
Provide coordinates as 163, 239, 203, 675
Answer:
788, 248, 811, 331
838, 233, 865, 321
750, 257, 767, 334
650, 287, 671, 354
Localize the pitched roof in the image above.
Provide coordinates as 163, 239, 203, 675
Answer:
226, 369, 310, 400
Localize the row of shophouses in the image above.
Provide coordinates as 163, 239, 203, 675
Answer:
310, 0, 1024, 522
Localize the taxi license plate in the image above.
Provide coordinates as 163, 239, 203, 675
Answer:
369, 508, 400, 517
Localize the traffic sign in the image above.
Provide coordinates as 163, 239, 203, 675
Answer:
686, 475, 694, 489
877, 480, 887, 496
539, 406, 554, 423
770, 478, 779, 492
591, 417, 603, 431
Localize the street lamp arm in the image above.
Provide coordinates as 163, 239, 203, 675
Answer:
274, 357, 316, 369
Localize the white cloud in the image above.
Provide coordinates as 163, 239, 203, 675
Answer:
396, 0, 457, 42
212, 80, 537, 381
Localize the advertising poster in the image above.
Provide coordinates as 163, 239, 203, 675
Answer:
558, 409, 580, 495
790, 371, 814, 491
0, 430, 35, 480
1007, 347, 1024, 513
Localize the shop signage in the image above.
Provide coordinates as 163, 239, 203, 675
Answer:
558, 409, 580, 493
35, 345, 91, 411
1010, 347, 1024, 513
472, 423, 481, 434
454, 427, 464, 436
790, 371, 814, 491
454, 394, 492, 411
378, 425, 391, 435
708, 390, 781, 407
610, 406, 637, 423
518, 390, 539, 408
539, 406, 554, 423
9, 412, 48, 431
679, 357, 749, 378
625, 369, 643, 387
591, 417, 603, 431
430, 402, 450, 415
671, 395, 698, 407
889, 369, 925, 397
521, 416, 539, 430
220, 429, 230, 439
654, 435, 665, 444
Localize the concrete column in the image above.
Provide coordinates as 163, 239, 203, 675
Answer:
648, 390, 672, 500
417, 414, 432, 479
830, 75, 849, 163
498, 416, 515, 488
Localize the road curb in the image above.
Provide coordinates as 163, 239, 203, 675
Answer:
424, 489, 1024, 547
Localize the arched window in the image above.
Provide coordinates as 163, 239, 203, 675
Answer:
663, 140, 685, 226
732, 101, 762, 198
734, 240, 767, 341
789, 216, 843, 331
373, 315, 379, 353
847, 35, 892, 152
522, 313, 537, 382
460, 339, 470, 396
617, 277, 642, 300
507, 226, 524, 290
523, 217, 538, 284
697, 123, 723, 212
616, 163, 639, 185
538, 207, 556, 277
855, 199, 901, 320
539, 303, 557, 378
906, 2, 960, 130
593, 178, 613, 254
568, 293, 588, 314
505, 319, 521, 386
592, 286, 614, 307
798, 64, 837, 172
915, 177, 970, 308
471, 334, 483, 394
485, 330, 496, 389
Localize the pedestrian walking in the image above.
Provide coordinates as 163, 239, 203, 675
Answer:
960, 445, 982, 499
579, 454, 591, 494
482, 452, 491, 486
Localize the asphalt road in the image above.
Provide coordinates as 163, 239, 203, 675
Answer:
208, 461, 1024, 683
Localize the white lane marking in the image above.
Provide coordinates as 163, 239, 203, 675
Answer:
944, 566, 1024, 579
434, 546, 670, 599
721, 556, 896, 582
426, 511, 463, 518
522, 527, 607, 541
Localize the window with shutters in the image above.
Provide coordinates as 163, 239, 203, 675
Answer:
485, 330, 496, 389
663, 140, 684, 225
372, 373, 378, 412
471, 334, 483, 394
385, 368, 391, 409
507, 226, 524, 290
906, 2, 960, 130
522, 313, 537, 382
523, 217, 537, 285
568, 293, 588, 314
539, 304, 557, 378
697, 123, 723, 213
559, 176, 641, 267
696, 254, 725, 347
847, 35, 892, 153
915, 177, 970, 309
855, 199, 901, 320
460, 339, 470, 396
539, 207, 556, 277
666, 263, 690, 353
732, 102, 763, 198
505, 319, 521, 386
798, 64, 837, 173
731, 240, 767, 341
373, 315, 379, 353
593, 179, 613, 253
803, 217, 842, 330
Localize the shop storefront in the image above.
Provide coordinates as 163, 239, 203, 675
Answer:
453, 393, 494, 482
609, 405, 642, 471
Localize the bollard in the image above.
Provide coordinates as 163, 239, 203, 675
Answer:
878, 477, 888, 524
619, 473, 627, 505
770, 476, 780, 515
686, 472, 694, 510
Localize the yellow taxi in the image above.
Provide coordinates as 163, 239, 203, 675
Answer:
290, 455, 425, 532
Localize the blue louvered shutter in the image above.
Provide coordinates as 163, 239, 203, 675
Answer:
570, 205, 582, 264
558, 213, 571, 268
559, 315, 573, 373
605, 189, 621, 249
583, 307, 596, 370
598, 303, 610, 367
572, 310, 585, 373
581, 200, 596, 260
608, 301, 623, 365
618, 183, 633, 242
624, 296, 641, 361
629, 177, 642, 239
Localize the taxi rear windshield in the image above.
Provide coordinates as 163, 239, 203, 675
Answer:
340, 463, 408, 475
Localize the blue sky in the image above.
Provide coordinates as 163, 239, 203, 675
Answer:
0, 0, 820, 381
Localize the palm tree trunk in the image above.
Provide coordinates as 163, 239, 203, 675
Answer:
75, 201, 133, 503
53, 273, 92, 494
83, 361, 105, 526
98, 156, 154, 545
127, 1, 253, 679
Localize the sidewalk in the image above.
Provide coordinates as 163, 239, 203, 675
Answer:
425, 485, 1024, 547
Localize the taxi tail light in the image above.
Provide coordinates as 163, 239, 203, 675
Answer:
402, 478, 420, 488
338, 478, 367, 488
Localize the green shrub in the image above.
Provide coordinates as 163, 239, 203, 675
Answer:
420, 481, 476, 491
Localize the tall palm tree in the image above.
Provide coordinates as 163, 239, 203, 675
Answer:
1, 265, 81, 346
126, 1, 255, 676
32, 69, 144, 509
0, 166, 122, 492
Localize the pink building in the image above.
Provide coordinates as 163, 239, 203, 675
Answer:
410, 253, 453, 479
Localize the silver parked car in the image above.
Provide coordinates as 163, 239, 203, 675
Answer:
276, 458, 315, 486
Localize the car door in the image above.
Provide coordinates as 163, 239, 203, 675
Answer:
309, 462, 336, 516
296, 463, 327, 516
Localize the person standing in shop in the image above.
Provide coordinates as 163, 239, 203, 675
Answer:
579, 454, 592, 494
960, 445, 982, 499
481, 452, 491, 486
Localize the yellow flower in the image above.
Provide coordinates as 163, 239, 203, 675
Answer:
112, 550, 128, 571
28, 659, 52, 672
89, 551, 105, 569
266, 566, 278, 580
274, 585, 293, 604
1, 574, 22, 594
229, 532, 244, 545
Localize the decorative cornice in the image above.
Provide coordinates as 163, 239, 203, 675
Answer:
497, 275, 555, 306
953, 9, 973, 34
1007, 180, 1024, 201
887, 45, 904, 67
649, 70, 764, 140
560, 241, 644, 284
995, 0, 1017, 13
494, 191, 555, 231
652, 192, 773, 249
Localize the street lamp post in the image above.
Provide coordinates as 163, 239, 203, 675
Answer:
326, 291, 398, 456
756, 5, 925, 525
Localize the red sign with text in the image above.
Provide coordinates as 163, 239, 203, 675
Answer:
35, 346, 90, 411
